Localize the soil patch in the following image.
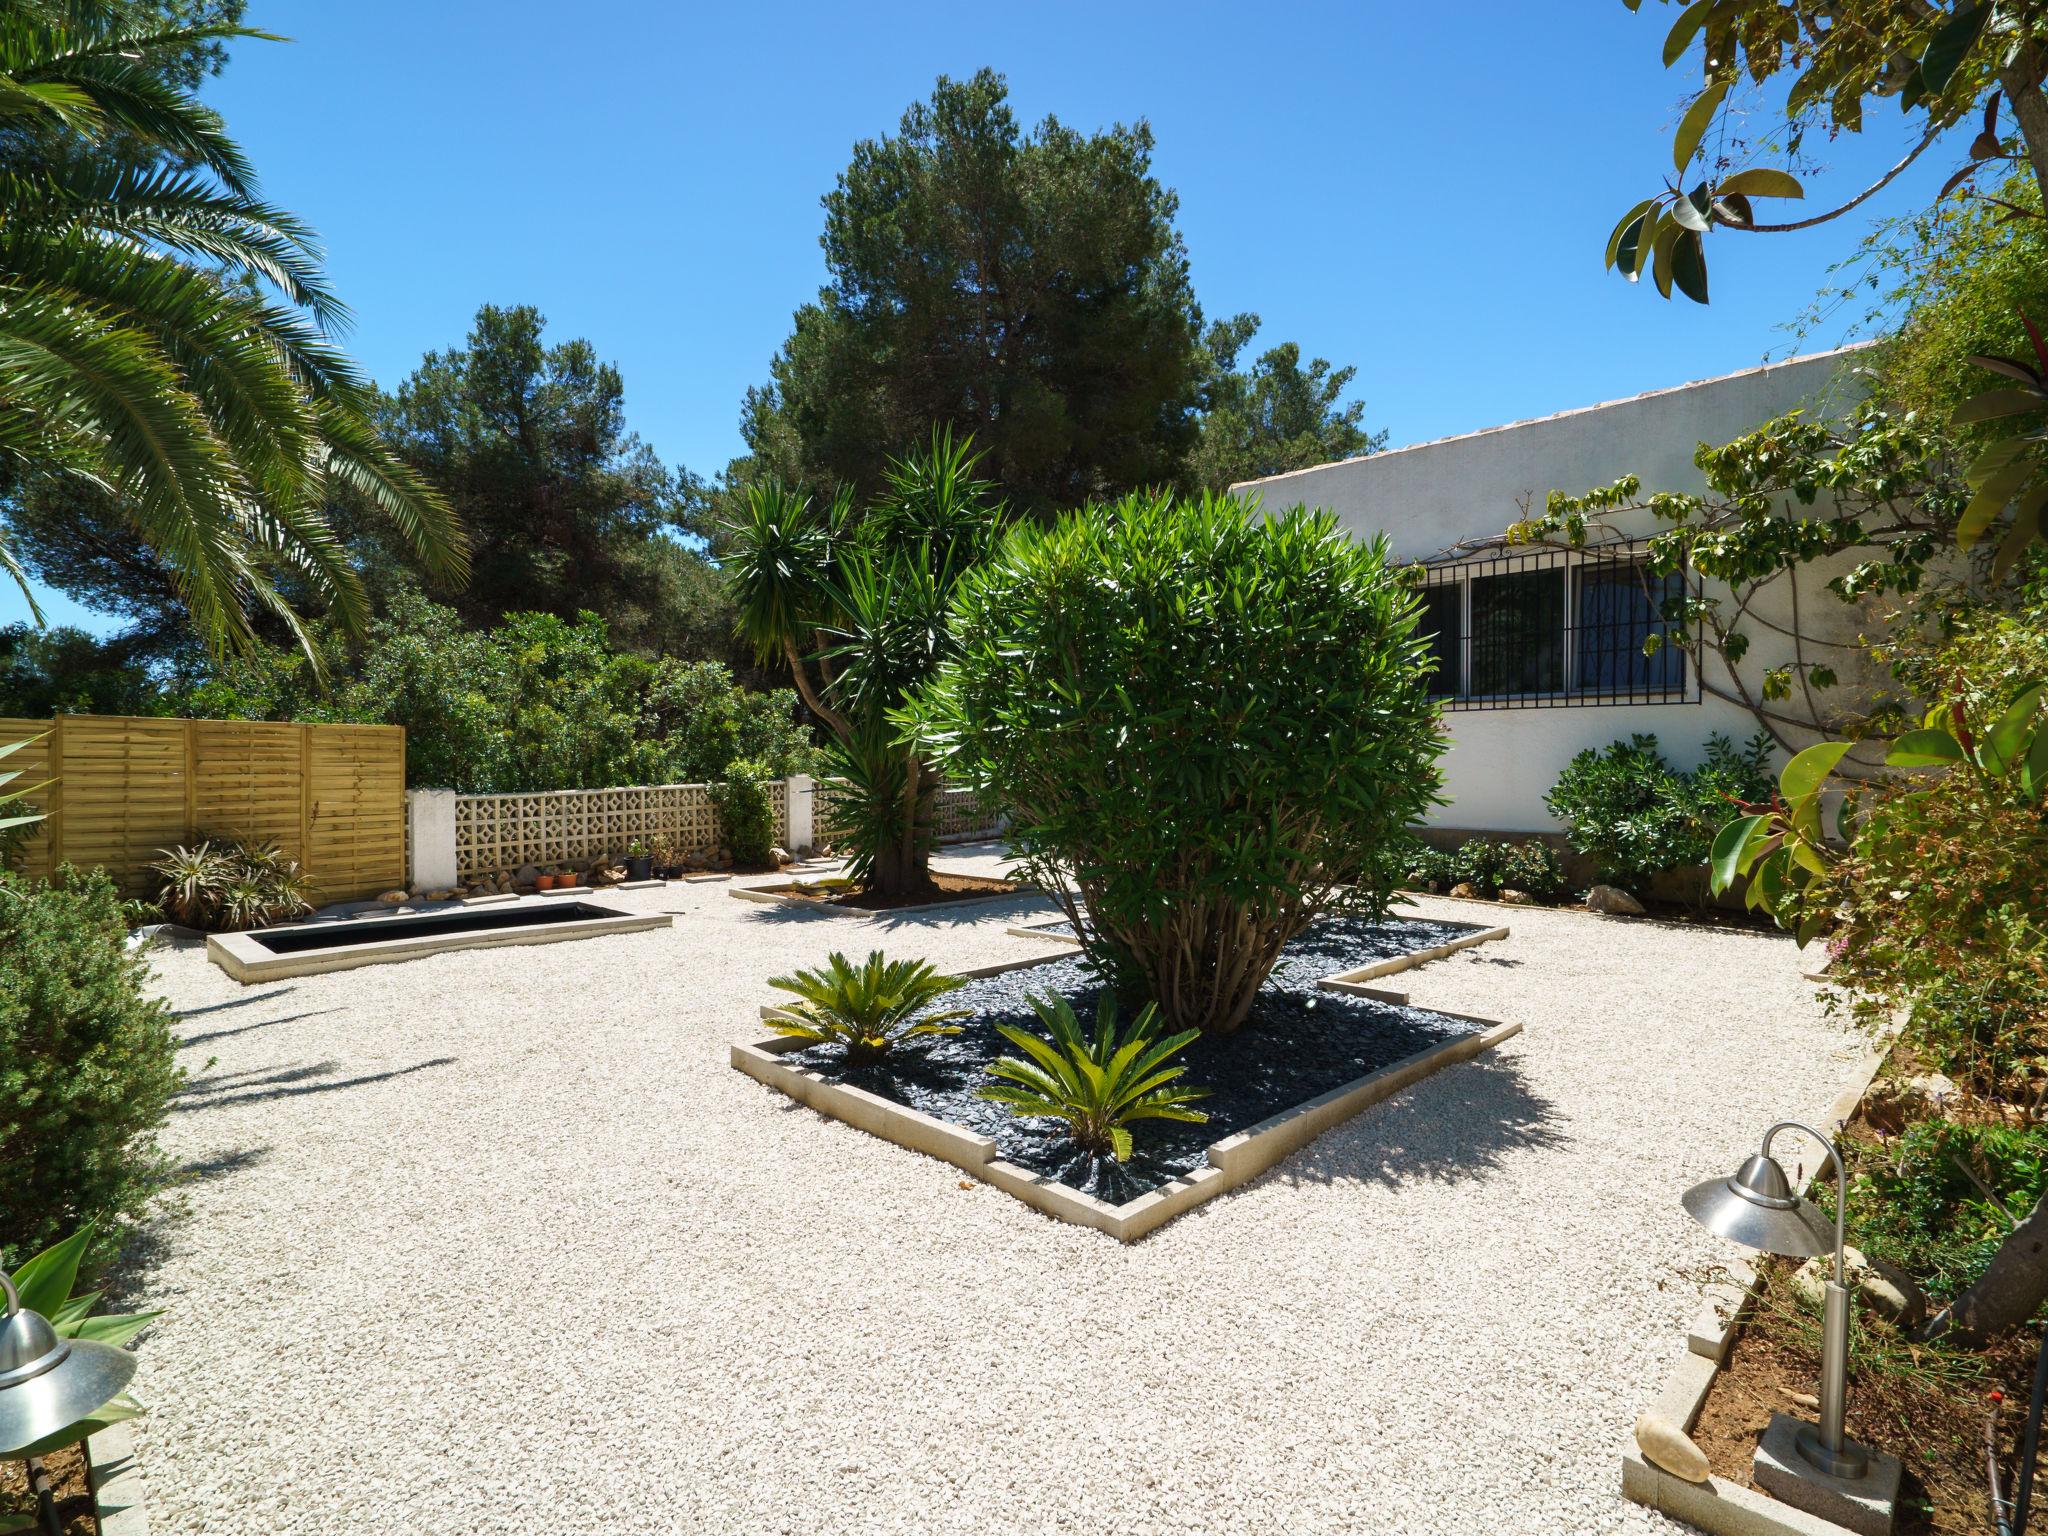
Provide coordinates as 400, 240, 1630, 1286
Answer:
764, 871, 1020, 911
1689, 1102, 2048, 1534
786, 914, 1490, 1202
0, 1445, 95, 1535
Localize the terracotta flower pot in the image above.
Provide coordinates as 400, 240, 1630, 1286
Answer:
536, 874, 558, 891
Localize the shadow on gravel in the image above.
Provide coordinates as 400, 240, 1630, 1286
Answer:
175, 1145, 273, 1182
171, 1056, 455, 1111
1266, 1050, 1568, 1193
172, 987, 297, 1019
179, 1008, 344, 1049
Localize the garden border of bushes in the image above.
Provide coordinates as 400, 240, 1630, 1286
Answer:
730, 934, 1518, 1241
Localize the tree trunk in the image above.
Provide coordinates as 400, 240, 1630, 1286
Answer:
1916, 1187, 2048, 1348
1999, 50, 2048, 215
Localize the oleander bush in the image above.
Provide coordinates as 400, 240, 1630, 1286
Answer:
1545, 731, 1773, 895
915, 491, 1444, 1034
0, 868, 183, 1274
708, 757, 777, 868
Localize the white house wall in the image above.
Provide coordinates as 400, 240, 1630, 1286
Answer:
1233, 346, 1874, 835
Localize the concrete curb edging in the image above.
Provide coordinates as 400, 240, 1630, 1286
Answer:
732, 944, 1522, 1241
207, 902, 673, 983
87, 1421, 149, 1536
1619, 1036, 1894, 1536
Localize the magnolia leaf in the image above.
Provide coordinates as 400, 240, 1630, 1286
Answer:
1794, 909, 1830, 948
1669, 193, 1710, 233
1985, 685, 2045, 773
1960, 458, 2037, 549
1715, 167, 1804, 199
1991, 483, 2048, 581
2025, 721, 2048, 801
1921, 1, 1991, 93
1711, 191, 1754, 226
1634, 208, 1663, 280
1672, 228, 1710, 304
1606, 199, 1656, 269
1967, 353, 2045, 388
1710, 814, 1766, 893
1651, 218, 1682, 298
1780, 741, 1852, 803
1885, 727, 1966, 766
1791, 840, 1832, 879
1662, 0, 1712, 66
1953, 387, 2048, 424
1675, 81, 1729, 172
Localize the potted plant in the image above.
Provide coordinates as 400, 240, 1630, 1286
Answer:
624, 837, 653, 882
650, 835, 680, 880
534, 872, 557, 891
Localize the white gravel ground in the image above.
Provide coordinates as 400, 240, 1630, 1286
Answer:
122, 846, 1871, 1535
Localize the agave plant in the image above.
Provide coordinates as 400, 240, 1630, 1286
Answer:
0, 735, 50, 878
980, 994, 1210, 1162
151, 841, 231, 927
3, 1224, 159, 1460
151, 838, 312, 931
765, 950, 969, 1066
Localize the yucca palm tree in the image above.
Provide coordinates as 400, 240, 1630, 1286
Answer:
723, 429, 999, 896
0, 5, 466, 659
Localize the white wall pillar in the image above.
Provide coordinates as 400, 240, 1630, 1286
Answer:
407, 788, 459, 892
785, 774, 815, 855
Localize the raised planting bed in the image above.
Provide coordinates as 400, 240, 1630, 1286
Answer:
208, 898, 672, 982
733, 915, 1516, 1240
0, 1423, 147, 1536
730, 871, 1023, 915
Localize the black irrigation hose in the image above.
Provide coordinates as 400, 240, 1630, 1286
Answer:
1994, 1316, 2048, 1536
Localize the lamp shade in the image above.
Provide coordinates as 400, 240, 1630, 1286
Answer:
0, 1278, 135, 1457
1681, 1152, 1835, 1259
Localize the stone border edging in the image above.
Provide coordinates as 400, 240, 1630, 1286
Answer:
1619, 1036, 1894, 1536
207, 902, 673, 982
731, 941, 1521, 1241
88, 1421, 149, 1536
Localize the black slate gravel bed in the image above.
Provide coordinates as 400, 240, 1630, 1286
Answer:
786, 915, 1491, 1203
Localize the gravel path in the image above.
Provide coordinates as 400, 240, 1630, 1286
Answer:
125, 849, 1871, 1535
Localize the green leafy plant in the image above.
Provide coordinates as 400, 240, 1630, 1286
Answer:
725, 430, 1001, 896
151, 839, 313, 931
979, 993, 1209, 1162
764, 950, 969, 1066
911, 491, 1444, 1034
0, 733, 50, 872
708, 757, 777, 868
3, 1224, 158, 1458
1849, 1122, 2048, 1309
1397, 838, 1458, 893
1547, 732, 1773, 895
0, 867, 183, 1275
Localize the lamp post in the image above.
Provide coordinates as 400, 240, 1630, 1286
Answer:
1682, 1119, 1867, 1479
0, 1269, 136, 1536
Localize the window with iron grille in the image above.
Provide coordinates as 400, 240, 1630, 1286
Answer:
1413, 546, 1691, 710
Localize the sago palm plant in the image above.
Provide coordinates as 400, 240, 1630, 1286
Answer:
980, 994, 1210, 1162
0, 6, 465, 659
764, 949, 969, 1066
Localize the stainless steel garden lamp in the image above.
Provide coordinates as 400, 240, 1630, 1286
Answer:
0, 1269, 133, 1457
1682, 1120, 1868, 1480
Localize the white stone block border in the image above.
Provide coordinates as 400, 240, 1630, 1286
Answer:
731, 944, 1521, 1241
208, 900, 672, 983
87, 1421, 149, 1536
1619, 1039, 1894, 1536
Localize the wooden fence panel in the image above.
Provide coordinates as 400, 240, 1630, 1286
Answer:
305, 724, 406, 902
0, 714, 405, 903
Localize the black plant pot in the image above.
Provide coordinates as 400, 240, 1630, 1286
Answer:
625, 855, 653, 882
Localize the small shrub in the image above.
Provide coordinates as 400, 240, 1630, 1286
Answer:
1397, 838, 1457, 893
1544, 732, 1773, 892
0, 868, 184, 1274
1451, 838, 1572, 902
764, 950, 968, 1066
1848, 1121, 2048, 1306
979, 993, 1209, 1162
709, 757, 778, 868
918, 492, 1445, 1034
151, 838, 313, 931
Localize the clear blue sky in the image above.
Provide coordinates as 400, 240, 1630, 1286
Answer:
3, 0, 1963, 635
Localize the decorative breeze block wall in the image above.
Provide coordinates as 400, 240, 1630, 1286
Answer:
452, 781, 789, 883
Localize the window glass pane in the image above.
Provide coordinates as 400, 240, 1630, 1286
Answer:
1573, 564, 1686, 694
1417, 585, 1462, 697
1469, 568, 1564, 696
